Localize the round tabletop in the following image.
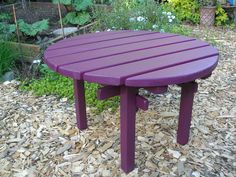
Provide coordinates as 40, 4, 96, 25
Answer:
44, 30, 219, 87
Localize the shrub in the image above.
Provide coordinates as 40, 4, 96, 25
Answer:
0, 22, 16, 41
94, 0, 190, 35
0, 42, 18, 77
215, 5, 229, 26
52, 0, 93, 25
21, 64, 119, 113
166, 0, 200, 24
18, 19, 49, 37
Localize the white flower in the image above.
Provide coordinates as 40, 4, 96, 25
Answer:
171, 15, 176, 19
167, 12, 172, 16
169, 19, 173, 23
107, 29, 112, 31
137, 16, 145, 22
129, 17, 136, 22
160, 29, 165, 33
33, 60, 41, 64
95, 31, 100, 33
168, 15, 171, 19
162, 11, 167, 15
152, 24, 158, 29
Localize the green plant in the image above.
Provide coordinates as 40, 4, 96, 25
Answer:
21, 64, 119, 113
0, 13, 12, 22
0, 42, 18, 77
0, 22, 16, 41
215, 5, 229, 26
94, 0, 190, 35
18, 19, 49, 37
53, 0, 93, 25
166, 0, 200, 24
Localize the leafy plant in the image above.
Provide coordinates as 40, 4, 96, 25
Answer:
63, 11, 91, 25
0, 42, 18, 77
0, 22, 16, 41
215, 5, 229, 26
53, 0, 93, 25
0, 13, 12, 22
94, 0, 190, 35
18, 19, 49, 37
166, 0, 200, 24
21, 64, 119, 113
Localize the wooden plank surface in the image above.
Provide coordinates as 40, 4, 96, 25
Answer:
83, 47, 218, 85
46, 33, 177, 58
45, 37, 201, 71
44, 31, 219, 87
125, 57, 218, 87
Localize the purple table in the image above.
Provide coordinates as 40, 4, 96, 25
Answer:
44, 30, 219, 173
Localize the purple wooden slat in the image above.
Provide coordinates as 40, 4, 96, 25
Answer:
46, 33, 177, 58
58, 30, 128, 42
49, 31, 130, 47
125, 56, 218, 87
47, 31, 156, 50
83, 47, 218, 85
45, 36, 197, 71
57, 42, 211, 79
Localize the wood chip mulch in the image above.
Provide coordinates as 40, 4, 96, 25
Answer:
0, 26, 235, 177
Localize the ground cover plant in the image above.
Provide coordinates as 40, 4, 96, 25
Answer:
21, 64, 119, 113
52, 0, 93, 26
0, 42, 18, 77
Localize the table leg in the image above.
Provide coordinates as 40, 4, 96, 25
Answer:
73, 79, 87, 130
120, 86, 138, 173
177, 82, 198, 145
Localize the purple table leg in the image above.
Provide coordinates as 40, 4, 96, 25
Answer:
73, 79, 88, 130
177, 82, 198, 145
120, 86, 138, 173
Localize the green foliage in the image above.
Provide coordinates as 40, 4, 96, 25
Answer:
18, 19, 49, 37
0, 22, 16, 41
74, 0, 93, 11
215, 5, 229, 26
21, 64, 119, 113
0, 42, 18, 77
52, 0, 71, 5
0, 13, 12, 22
63, 12, 91, 25
94, 0, 190, 35
53, 0, 93, 25
166, 0, 200, 24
